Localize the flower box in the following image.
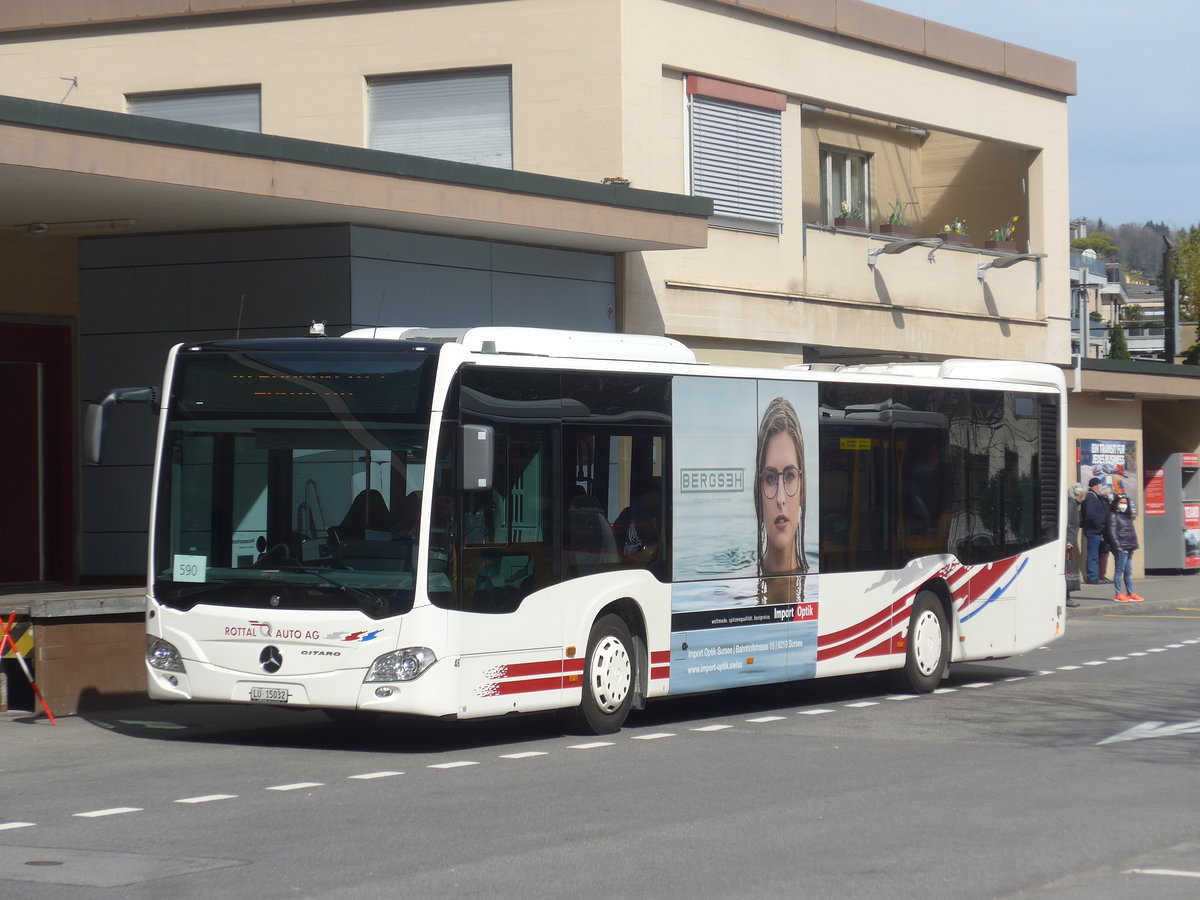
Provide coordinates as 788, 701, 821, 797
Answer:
834, 217, 866, 230
985, 240, 1017, 251
938, 232, 971, 246
880, 223, 914, 237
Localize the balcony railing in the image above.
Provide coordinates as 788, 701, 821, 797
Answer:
803, 223, 1044, 322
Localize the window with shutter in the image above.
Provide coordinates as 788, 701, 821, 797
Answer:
688, 89, 783, 234
368, 69, 512, 169
127, 87, 261, 133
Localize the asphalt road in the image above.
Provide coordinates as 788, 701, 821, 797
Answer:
3, 609, 1200, 899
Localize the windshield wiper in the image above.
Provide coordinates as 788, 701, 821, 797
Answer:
268, 565, 387, 614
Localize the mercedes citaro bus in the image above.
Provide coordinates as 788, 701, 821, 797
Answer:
87, 326, 1067, 733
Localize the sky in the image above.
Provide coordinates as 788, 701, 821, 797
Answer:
870, 1, 1199, 229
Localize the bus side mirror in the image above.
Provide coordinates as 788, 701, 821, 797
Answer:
83, 386, 159, 465
460, 424, 494, 492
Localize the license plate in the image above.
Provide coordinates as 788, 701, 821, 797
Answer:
249, 686, 290, 704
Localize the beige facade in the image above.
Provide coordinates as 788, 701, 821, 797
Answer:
10, 0, 1195, 587
0, 0, 1075, 368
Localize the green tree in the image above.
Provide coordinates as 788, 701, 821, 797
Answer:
1108, 321, 1131, 360
1072, 232, 1120, 259
1173, 227, 1200, 364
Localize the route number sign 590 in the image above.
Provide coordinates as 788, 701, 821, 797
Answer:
174, 554, 207, 583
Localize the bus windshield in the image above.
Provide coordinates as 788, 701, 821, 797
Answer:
152, 345, 439, 619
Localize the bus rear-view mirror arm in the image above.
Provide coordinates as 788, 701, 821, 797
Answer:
83, 386, 159, 466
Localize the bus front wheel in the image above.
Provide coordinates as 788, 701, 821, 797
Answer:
565, 614, 635, 735
899, 590, 949, 693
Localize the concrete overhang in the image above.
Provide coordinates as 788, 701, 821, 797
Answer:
0, 94, 712, 253
1067, 358, 1200, 401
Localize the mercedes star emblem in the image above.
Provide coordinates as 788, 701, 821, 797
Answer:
260, 645, 283, 674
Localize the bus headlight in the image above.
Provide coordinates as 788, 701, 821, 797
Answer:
365, 647, 436, 683
146, 636, 185, 673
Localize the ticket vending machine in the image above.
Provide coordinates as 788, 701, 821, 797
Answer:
1143, 453, 1200, 571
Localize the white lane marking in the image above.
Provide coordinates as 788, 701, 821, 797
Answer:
1098, 719, 1200, 745
748, 715, 786, 722
1183, 639, 1199, 645
1166, 643, 1184, 648
1083, 661, 1107, 666
0, 822, 35, 830
567, 742, 613, 750
1128, 652, 1148, 657
349, 771, 403, 779
933, 687, 958, 693
1107, 656, 1128, 661
1148, 648, 1167, 653
845, 702, 878, 708
175, 794, 237, 804
427, 761, 479, 769
266, 782, 324, 791
632, 732, 675, 740
1004, 676, 1026, 682
798, 709, 834, 716
886, 694, 919, 701
500, 751, 547, 759
1057, 665, 1081, 671
962, 682, 992, 688
1124, 868, 1200, 879
1035, 670, 1056, 676
692, 724, 732, 732
74, 807, 142, 818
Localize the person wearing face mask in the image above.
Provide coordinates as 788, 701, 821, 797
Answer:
1104, 493, 1143, 603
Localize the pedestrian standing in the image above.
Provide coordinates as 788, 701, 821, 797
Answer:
1080, 477, 1108, 584
1105, 492, 1143, 602
1065, 483, 1085, 607
1096, 483, 1114, 583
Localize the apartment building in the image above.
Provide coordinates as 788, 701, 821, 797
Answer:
2, 0, 1195, 591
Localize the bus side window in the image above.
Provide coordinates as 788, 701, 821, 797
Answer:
562, 428, 665, 580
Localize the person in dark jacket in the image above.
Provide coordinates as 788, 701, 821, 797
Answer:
1104, 492, 1142, 602
1080, 477, 1109, 584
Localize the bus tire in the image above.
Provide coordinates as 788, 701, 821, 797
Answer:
565, 614, 635, 735
898, 590, 949, 693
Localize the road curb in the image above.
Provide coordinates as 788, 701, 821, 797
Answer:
1067, 596, 1200, 617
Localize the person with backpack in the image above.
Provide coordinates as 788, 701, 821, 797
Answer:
1104, 492, 1143, 603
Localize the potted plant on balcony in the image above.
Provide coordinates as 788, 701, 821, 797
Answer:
879, 201, 914, 236
985, 216, 1019, 251
939, 217, 970, 246
834, 201, 865, 230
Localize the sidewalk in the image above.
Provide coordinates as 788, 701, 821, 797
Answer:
1067, 571, 1200, 617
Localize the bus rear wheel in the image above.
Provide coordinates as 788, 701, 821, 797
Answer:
898, 590, 949, 693
565, 614, 635, 735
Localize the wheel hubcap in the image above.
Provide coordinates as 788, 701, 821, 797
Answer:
589, 634, 632, 713
912, 609, 943, 677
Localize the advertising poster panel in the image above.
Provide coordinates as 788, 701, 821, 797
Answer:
1078, 439, 1138, 513
1185, 503, 1200, 569
1143, 469, 1165, 517
670, 377, 819, 692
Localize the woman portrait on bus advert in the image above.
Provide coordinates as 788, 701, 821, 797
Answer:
755, 395, 808, 604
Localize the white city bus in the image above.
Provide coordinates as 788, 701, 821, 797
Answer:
93, 326, 1067, 733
